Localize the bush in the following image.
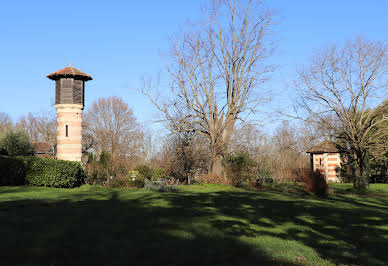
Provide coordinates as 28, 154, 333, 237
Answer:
0, 156, 85, 188
25, 157, 86, 188
301, 168, 328, 197
223, 151, 257, 186
152, 168, 168, 181
134, 165, 153, 180
85, 151, 113, 186
110, 177, 129, 188
0, 156, 26, 185
127, 170, 145, 188
256, 176, 274, 184
0, 129, 33, 156
199, 173, 229, 185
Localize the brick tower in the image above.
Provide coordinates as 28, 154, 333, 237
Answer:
47, 64, 92, 161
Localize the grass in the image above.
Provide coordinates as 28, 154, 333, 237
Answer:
0, 183, 387, 265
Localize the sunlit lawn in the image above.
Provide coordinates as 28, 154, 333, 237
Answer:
1, 183, 387, 265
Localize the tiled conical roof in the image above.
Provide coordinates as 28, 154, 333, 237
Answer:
47, 64, 92, 81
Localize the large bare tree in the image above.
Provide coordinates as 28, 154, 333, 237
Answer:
143, 0, 276, 175
84, 97, 145, 162
295, 37, 388, 190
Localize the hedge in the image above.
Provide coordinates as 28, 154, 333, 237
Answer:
0, 156, 85, 188
0, 156, 26, 185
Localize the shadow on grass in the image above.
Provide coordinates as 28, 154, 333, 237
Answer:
0, 190, 297, 266
1, 187, 387, 265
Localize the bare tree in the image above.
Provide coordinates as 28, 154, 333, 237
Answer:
295, 37, 388, 190
16, 112, 56, 152
142, 0, 276, 175
230, 123, 266, 160
0, 112, 13, 133
162, 132, 209, 183
84, 97, 145, 163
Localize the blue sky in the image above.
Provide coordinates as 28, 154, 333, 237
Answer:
0, 0, 387, 132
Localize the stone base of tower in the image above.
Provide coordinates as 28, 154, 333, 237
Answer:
55, 104, 83, 162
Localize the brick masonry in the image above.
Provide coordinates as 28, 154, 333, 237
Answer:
55, 104, 83, 162
311, 152, 341, 182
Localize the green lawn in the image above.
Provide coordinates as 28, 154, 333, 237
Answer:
1, 183, 387, 265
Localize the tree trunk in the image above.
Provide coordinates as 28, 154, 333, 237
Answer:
211, 153, 224, 177
209, 121, 236, 178
353, 151, 369, 191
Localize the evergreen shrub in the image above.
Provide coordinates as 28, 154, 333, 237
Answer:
223, 151, 257, 186
0, 156, 26, 185
25, 157, 86, 188
0, 156, 85, 188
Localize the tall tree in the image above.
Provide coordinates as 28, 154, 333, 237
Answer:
295, 37, 388, 190
84, 97, 145, 162
143, 0, 276, 175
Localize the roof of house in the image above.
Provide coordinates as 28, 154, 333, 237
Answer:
32, 142, 53, 154
307, 140, 339, 153
47, 65, 92, 81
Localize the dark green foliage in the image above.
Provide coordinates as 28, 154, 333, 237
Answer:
134, 165, 153, 180
25, 157, 85, 188
110, 178, 129, 188
128, 178, 145, 188
0, 156, 26, 185
98, 151, 111, 168
152, 168, 168, 180
0, 129, 33, 156
223, 151, 257, 186
86, 165, 108, 185
85, 151, 112, 186
0, 156, 85, 188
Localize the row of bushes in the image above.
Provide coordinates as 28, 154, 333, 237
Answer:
0, 156, 85, 188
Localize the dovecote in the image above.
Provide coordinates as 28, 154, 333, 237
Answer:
47, 64, 92, 162
47, 65, 92, 108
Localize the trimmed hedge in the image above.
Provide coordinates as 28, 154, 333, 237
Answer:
0, 156, 85, 188
0, 156, 26, 185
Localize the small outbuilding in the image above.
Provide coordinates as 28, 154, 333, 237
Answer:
32, 142, 54, 158
307, 140, 341, 182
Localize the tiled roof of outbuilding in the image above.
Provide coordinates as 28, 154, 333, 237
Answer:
307, 140, 339, 153
47, 65, 92, 81
32, 142, 52, 154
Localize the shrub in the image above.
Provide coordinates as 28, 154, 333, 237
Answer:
99, 151, 111, 168
134, 165, 153, 180
25, 157, 86, 188
86, 164, 108, 185
127, 170, 145, 188
0, 129, 33, 156
110, 177, 129, 188
223, 151, 257, 186
301, 168, 328, 197
199, 173, 229, 185
0, 156, 26, 185
152, 168, 168, 181
256, 176, 274, 185
0, 156, 85, 188
85, 151, 113, 186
